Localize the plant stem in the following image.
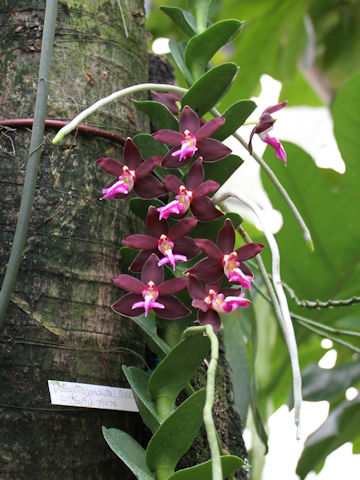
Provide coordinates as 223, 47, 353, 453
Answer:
183, 325, 222, 480
210, 107, 314, 251
0, 0, 58, 326
194, 0, 210, 32
52, 83, 187, 144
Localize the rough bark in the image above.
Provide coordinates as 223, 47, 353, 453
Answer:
0, 1, 148, 478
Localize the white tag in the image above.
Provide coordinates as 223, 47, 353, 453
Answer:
48, 380, 138, 412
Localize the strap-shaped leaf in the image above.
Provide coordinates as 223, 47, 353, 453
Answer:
167, 455, 244, 480
181, 63, 239, 117
160, 6, 198, 37
131, 314, 171, 358
169, 40, 193, 85
123, 366, 161, 433
102, 427, 154, 480
148, 332, 210, 410
211, 100, 257, 141
146, 389, 206, 474
185, 20, 243, 79
133, 100, 179, 130
203, 154, 243, 185
133, 133, 168, 159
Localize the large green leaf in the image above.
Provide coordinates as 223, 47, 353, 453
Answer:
181, 63, 239, 117
184, 19, 243, 79
133, 134, 169, 159
167, 455, 244, 480
146, 389, 206, 474
148, 333, 210, 412
160, 6, 198, 37
169, 40, 194, 85
211, 100, 257, 141
102, 427, 154, 480
296, 396, 360, 479
123, 366, 161, 433
133, 101, 179, 130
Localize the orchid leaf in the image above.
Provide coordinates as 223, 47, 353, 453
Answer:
102, 427, 154, 480
120, 246, 138, 268
148, 333, 210, 410
203, 154, 244, 185
169, 40, 193, 85
131, 314, 171, 358
181, 63, 239, 117
211, 100, 257, 141
184, 19, 243, 79
146, 389, 206, 473
133, 134, 169, 159
296, 396, 360, 479
129, 198, 165, 221
160, 6, 198, 37
167, 455, 244, 480
133, 100, 179, 131
123, 366, 161, 433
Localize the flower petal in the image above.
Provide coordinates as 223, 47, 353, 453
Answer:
163, 174, 184, 194
196, 117, 225, 141
188, 274, 205, 301
197, 138, 232, 162
198, 309, 222, 332
134, 176, 168, 199
152, 129, 183, 146
146, 206, 168, 237
262, 100, 288, 115
151, 90, 182, 115
124, 138, 142, 170
158, 277, 188, 295
192, 299, 208, 312
96, 157, 123, 177
195, 238, 223, 261
193, 179, 219, 198
162, 147, 193, 168
191, 197, 223, 222
173, 237, 200, 259
141, 253, 164, 285
236, 242, 265, 261
186, 157, 204, 190
262, 135, 287, 164
112, 292, 144, 317
157, 295, 190, 319
168, 216, 197, 241
136, 156, 162, 178
123, 234, 158, 250
187, 257, 223, 284
130, 250, 152, 272
217, 219, 235, 254
179, 106, 200, 134
113, 274, 144, 293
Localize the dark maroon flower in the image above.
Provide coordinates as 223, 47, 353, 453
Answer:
112, 253, 190, 319
152, 106, 232, 168
96, 138, 167, 199
123, 206, 200, 272
188, 275, 249, 332
248, 101, 288, 164
187, 219, 264, 289
151, 90, 182, 116
157, 157, 223, 222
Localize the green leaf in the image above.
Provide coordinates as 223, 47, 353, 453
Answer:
146, 389, 206, 474
133, 100, 179, 130
301, 361, 360, 402
167, 455, 244, 480
222, 312, 251, 424
148, 332, 210, 411
120, 246, 138, 269
211, 100, 257, 141
160, 6, 198, 37
181, 63, 239, 117
190, 212, 242, 244
102, 427, 154, 480
123, 366, 161, 433
296, 396, 360, 479
184, 19, 243, 79
129, 197, 165, 220
169, 40, 194, 85
131, 314, 171, 358
203, 154, 244, 185
133, 134, 169, 159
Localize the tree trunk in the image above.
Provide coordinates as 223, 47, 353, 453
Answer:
0, 1, 148, 478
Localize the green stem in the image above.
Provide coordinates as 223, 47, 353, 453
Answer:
194, 0, 210, 32
156, 395, 174, 421
52, 83, 187, 144
210, 107, 313, 251
0, 0, 58, 326
183, 325, 222, 480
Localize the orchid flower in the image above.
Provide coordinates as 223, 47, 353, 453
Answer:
248, 101, 288, 164
157, 157, 223, 222
187, 219, 264, 288
112, 254, 190, 319
151, 89, 182, 116
188, 275, 249, 332
123, 206, 200, 272
152, 106, 231, 168
97, 138, 167, 199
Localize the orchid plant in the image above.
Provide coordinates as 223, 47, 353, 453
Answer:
51, 2, 311, 480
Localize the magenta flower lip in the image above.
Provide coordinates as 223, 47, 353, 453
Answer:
123, 206, 201, 272
187, 218, 264, 286
152, 106, 232, 168
248, 101, 288, 164
96, 138, 167, 199
158, 157, 223, 222
112, 253, 190, 320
